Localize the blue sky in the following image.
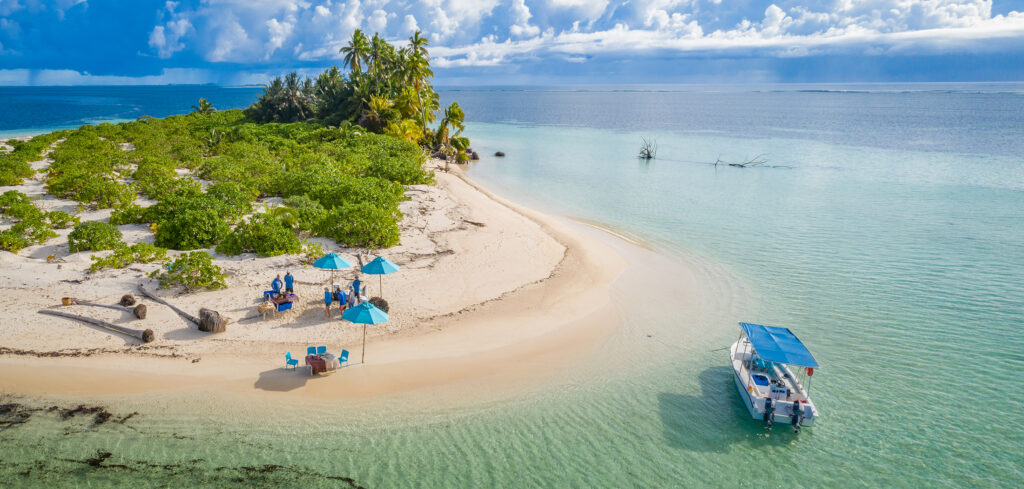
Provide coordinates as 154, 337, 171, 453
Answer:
1, 0, 1022, 85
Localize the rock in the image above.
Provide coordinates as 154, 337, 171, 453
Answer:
494, 151, 505, 157
197, 308, 227, 333
470, 151, 479, 160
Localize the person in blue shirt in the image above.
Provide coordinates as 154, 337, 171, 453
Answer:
284, 272, 294, 293
351, 276, 362, 298
337, 288, 348, 317
271, 275, 283, 297
323, 287, 332, 319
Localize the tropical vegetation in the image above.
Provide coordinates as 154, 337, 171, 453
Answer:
67, 221, 123, 253
246, 30, 470, 160
148, 250, 227, 292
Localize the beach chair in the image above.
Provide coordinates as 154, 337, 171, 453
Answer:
338, 349, 350, 368
306, 346, 317, 356
284, 352, 298, 370
316, 345, 327, 355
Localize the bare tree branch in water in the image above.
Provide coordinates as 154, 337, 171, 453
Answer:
639, 137, 658, 160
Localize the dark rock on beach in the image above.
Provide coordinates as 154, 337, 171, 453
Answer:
494, 151, 505, 157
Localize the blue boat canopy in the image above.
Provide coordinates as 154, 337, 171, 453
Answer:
739, 322, 819, 368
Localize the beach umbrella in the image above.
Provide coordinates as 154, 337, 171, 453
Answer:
360, 256, 400, 297
313, 252, 351, 282
342, 301, 389, 363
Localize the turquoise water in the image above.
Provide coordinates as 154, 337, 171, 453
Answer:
3, 86, 1024, 487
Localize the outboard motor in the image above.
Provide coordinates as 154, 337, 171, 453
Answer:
763, 398, 774, 429
791, 402, 805, 433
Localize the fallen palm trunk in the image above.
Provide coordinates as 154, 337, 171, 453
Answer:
138, 284, 227, 333
39, 310, 154, 343
62, 297, 147, 320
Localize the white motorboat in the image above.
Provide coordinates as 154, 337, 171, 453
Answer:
731, 322, 819, 432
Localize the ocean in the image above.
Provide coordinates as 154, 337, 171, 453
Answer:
2, 84, 1023, 488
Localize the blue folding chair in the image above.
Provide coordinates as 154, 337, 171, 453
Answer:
284, 352, 298, 370
338, 349, 350, 368
306, 346, 317, 356
316, 346, 327, 355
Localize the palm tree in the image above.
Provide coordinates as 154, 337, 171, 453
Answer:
191, 98, 216, 114
340, 29, 370, 73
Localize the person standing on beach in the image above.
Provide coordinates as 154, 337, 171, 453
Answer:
284, 272, 294, 294
272, 275, 284, 297
323, 287, 332, 319
351, 276, 362, 298
337, 287, 348, 318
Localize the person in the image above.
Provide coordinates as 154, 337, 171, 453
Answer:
323, 287, 332, 319
284, 272, 294, 294
337, 287, 348, 318
271, 274, 283, 297
351, 276, 362, 298
347, 285, 358, 307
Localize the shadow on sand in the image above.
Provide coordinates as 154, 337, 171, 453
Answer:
658, 365, 801, 452
254, 367, 311, 392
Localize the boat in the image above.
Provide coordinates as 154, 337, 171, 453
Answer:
730, 322, 819, 432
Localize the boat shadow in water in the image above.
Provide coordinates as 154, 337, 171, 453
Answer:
658, 366, 801, 452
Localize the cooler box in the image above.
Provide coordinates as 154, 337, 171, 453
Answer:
277, 302, 292, 312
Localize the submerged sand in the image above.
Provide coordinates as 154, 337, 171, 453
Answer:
1, 148, 654, 402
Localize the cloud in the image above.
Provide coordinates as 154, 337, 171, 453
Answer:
265, 18, 293, 58
208, 17, 251, 62
510, 0, 540, 38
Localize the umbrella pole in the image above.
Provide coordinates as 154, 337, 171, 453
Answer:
361, 324, 367, 363
379, 275, 383, 298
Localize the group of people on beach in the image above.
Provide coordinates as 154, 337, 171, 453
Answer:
323, 276, 366, 319
270, 272, 295, 297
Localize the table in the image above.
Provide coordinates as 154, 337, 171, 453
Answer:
305, 352, 339, 375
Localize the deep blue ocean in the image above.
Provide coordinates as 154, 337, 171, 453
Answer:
2, 83, 1023, 488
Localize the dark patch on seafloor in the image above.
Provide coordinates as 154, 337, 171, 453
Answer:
4, 449, 369, 488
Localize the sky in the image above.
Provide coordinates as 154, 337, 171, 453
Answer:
0, 0, 1022, 85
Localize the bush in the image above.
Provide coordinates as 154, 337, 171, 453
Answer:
281, 195, 326, 231
89, 243, 169, 273
109, 203, 149, 225
216, 214, 301, 257
154, 208, 229, 250
0, 229, 32, 253
148, 250, 227, 292
316, 203, 400, 248
13, 217, 58, 243
206, 181, 258, 220
68, 221, 123, 253
45, 210, 80, 229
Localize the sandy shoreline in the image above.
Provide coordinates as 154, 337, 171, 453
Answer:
0, 148, 649, 404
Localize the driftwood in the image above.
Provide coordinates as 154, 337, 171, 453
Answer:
198, 308, 227, 333
39, 310, 154, 343
138, 284, 227, 333
62, 297, 147, 320
639, 137, 657, 160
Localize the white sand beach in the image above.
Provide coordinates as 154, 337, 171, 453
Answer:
0, 148, 672, 403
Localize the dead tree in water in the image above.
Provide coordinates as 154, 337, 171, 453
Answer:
728, 154, 768, 168
639, 137, 658, 160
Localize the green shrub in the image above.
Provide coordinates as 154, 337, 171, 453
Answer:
281, 195, 325, 230
68, 221, 123, 253
0, 230, 32, 253
299, 240, 324, 265
0, 190, 39, 219
206, 181, 258, 220
89, 243, 168, 273
315, 203, 400, 248
148, 250, 227, 292
45, 210, 80, 229
216, 214, 301, 257
13, 217, 58, 243
109, 203, 149, 225
154, 208, 229, 250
